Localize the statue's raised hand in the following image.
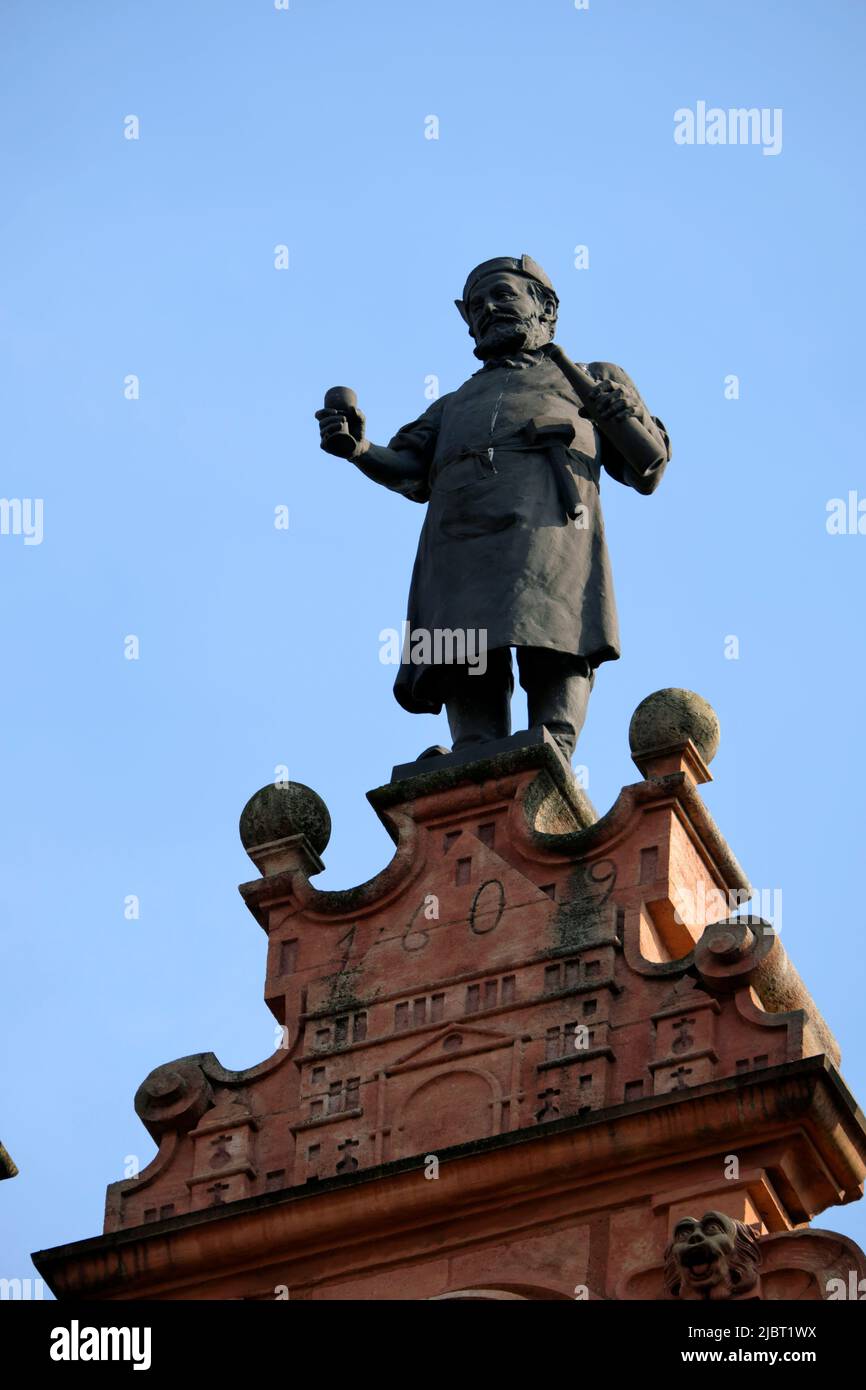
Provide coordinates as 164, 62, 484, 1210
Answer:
577, 378, 639, 423
315, 386, 367, 459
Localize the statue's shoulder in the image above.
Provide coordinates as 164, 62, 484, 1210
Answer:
429, 387, 461, 420
448, 371, 493, 400
415, 388, 457, 423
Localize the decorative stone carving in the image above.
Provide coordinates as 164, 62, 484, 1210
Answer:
239, 781, 331, 876
629, 688, 720, 769
35, 698, 866, 1303
624, 1221, 866, 1301
695, 916, 840, 1065
134, 1059, 214, 1139
663, 1211, 761, 1300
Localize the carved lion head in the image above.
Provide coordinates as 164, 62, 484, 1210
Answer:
664, 1211, 761, 1300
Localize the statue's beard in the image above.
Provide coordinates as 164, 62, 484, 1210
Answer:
472, 313, 551, 360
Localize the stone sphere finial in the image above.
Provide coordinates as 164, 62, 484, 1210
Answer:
628, 689, 720, 780
239, 781, 331, 875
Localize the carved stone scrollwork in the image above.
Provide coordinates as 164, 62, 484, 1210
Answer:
694, 915, 775, 991
134, 1059, 214, 1139
694, 916, 840, 1064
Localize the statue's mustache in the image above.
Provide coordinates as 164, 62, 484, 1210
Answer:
476, 312, 528, 339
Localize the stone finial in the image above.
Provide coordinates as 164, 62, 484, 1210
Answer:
239, 781, 331, 877
628, 688, 720, 784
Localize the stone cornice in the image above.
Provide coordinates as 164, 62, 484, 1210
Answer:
34, 1057, 866, 1301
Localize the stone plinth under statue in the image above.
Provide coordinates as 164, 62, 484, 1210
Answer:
33, 692, 866, 1300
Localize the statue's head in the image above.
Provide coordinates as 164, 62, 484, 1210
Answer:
455, 255, 558, 360
663, 1211, 761, 1300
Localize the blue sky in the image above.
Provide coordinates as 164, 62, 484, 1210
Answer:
2, 0, 866, 1287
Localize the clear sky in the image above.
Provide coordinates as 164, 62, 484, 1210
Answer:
2, 0, 865, 1289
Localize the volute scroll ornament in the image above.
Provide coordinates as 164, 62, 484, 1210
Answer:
134, 1059, 215, 1139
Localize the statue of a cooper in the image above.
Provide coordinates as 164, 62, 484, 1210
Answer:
316, 255, 671, 762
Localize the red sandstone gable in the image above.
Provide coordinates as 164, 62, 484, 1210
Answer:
33, 693, 866, 1301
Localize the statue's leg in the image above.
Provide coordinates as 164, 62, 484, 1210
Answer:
516, 647, 594, 760
444, 647, 513, 751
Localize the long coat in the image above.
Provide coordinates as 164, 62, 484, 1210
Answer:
384, 350, 671, 715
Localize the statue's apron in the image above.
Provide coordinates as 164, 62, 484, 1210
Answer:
394, 357, 621, 715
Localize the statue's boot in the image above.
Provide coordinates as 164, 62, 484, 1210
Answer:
440, 648, 593, 760
445, 649, 513, 751
517, 647, 594, 762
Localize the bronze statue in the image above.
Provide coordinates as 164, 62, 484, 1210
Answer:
316, 255, 670, 762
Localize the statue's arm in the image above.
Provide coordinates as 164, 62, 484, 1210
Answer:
351, 441, 429, 499
587, 362, 671, 496
359, 395, 450, 502
316, 394, 446, 503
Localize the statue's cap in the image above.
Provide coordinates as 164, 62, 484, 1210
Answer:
455, 255, 558, 324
